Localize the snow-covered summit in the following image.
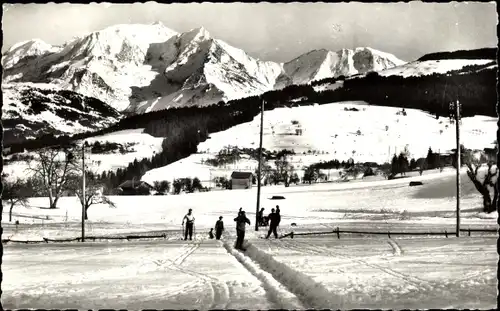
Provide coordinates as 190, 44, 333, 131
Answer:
2, 22, 405, 113
274, 47, 406, 88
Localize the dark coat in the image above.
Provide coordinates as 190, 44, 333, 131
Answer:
234, 214, 251, 231
268, 212, 279, 226
215, 220, 224, 231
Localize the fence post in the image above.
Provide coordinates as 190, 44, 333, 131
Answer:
336, 227, 340, 239
445, 230, 448, 238
468, 228, 471, 236
291, 232, 294, 239
388, 231, 391, 239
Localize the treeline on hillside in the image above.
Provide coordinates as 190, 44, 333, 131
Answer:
417, 48, 497, 61
335, 68, 497, 117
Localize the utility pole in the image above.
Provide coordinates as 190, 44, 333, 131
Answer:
255, 100, 265, 231
450, 100, 461, 237
82, 142, 86, 242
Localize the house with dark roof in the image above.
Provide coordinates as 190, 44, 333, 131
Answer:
117, 179, 153, 195
230, 171, 253, 190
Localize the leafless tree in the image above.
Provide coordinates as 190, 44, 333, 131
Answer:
464, 151, 498, 213
26, 147, 78, 209
67, 169, 116, 220
274, 155, 294, 187
2, 175, 30, 222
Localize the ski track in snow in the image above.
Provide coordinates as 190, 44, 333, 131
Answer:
286, 239, 431, 288
231, 240, 348, 309
222, 241, 305, 310
387, 239, 403, 256
281, 238, 474, 304
148, 241, 231, 310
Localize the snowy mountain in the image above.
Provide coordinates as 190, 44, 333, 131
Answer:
2, 83, 121, 145
275, 47, 406, 89
2, 22, 404, 114
128, 26, 283, 113
2, 22, 178, 112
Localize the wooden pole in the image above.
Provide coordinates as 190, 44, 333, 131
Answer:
256, 100, 265, 231
455, 101, 461, 237
82, 142, 86, 242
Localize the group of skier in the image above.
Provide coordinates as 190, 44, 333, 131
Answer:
181, 205, 283, 249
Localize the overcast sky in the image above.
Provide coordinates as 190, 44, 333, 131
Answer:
2, 2, 497, 62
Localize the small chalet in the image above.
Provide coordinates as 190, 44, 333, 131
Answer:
231, 171, 253, 190
117, 179, 153, 195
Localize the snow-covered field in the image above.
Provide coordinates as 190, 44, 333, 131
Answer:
2, 164, 497, 309
142, 101, 496, 184
3, 236, 496, 309
3, 167, 497, 240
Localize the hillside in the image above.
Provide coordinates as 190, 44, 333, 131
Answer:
2, 82, 121, 145
140, 101, 496, 185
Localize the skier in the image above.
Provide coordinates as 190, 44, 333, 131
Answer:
209, 228, 214, 239
265, 208, 279, 239
234, 210, 251, 250
215, 216, 224, 240
182, 208, 195, 241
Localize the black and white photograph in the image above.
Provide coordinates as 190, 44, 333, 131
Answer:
1, 1, 498, 309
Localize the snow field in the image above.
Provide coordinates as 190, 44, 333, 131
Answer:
5, 232, 494, 309
2, 239, 275, 310
3, 167, 497, 241
250, 236, 497, 309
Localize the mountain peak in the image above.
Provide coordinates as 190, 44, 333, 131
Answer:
183, 26, 211, 41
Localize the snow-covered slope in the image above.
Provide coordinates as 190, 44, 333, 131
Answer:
371, 59, 495, 78
2, 82, 121, 145
275, 47, 406, 88
141, 101, 496, 185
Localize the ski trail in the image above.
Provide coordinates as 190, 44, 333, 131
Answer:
223, 241, 305, 310
291, 240, 433, 290
241, 240, 347, 309
387, 239, 403, 256
155, 241, 230, 310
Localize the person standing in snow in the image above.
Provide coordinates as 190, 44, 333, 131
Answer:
265, 208, 279, 239
276, 205, 281, 227
258, 208, 265, 226
215, 216, 224, 240
182, 208, 195, 241
234, 210, 251, 250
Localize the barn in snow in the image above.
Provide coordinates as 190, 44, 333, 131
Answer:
230, 171, 253, 190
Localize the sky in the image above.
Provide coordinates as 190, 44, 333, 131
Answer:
2, 2, 497, 63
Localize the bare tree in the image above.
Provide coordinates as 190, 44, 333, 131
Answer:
67, 172, 116, 220
26, 147, 78, 209
274, 155, 293, 187
464, 156, 498, 213
2, 175, 30, 222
